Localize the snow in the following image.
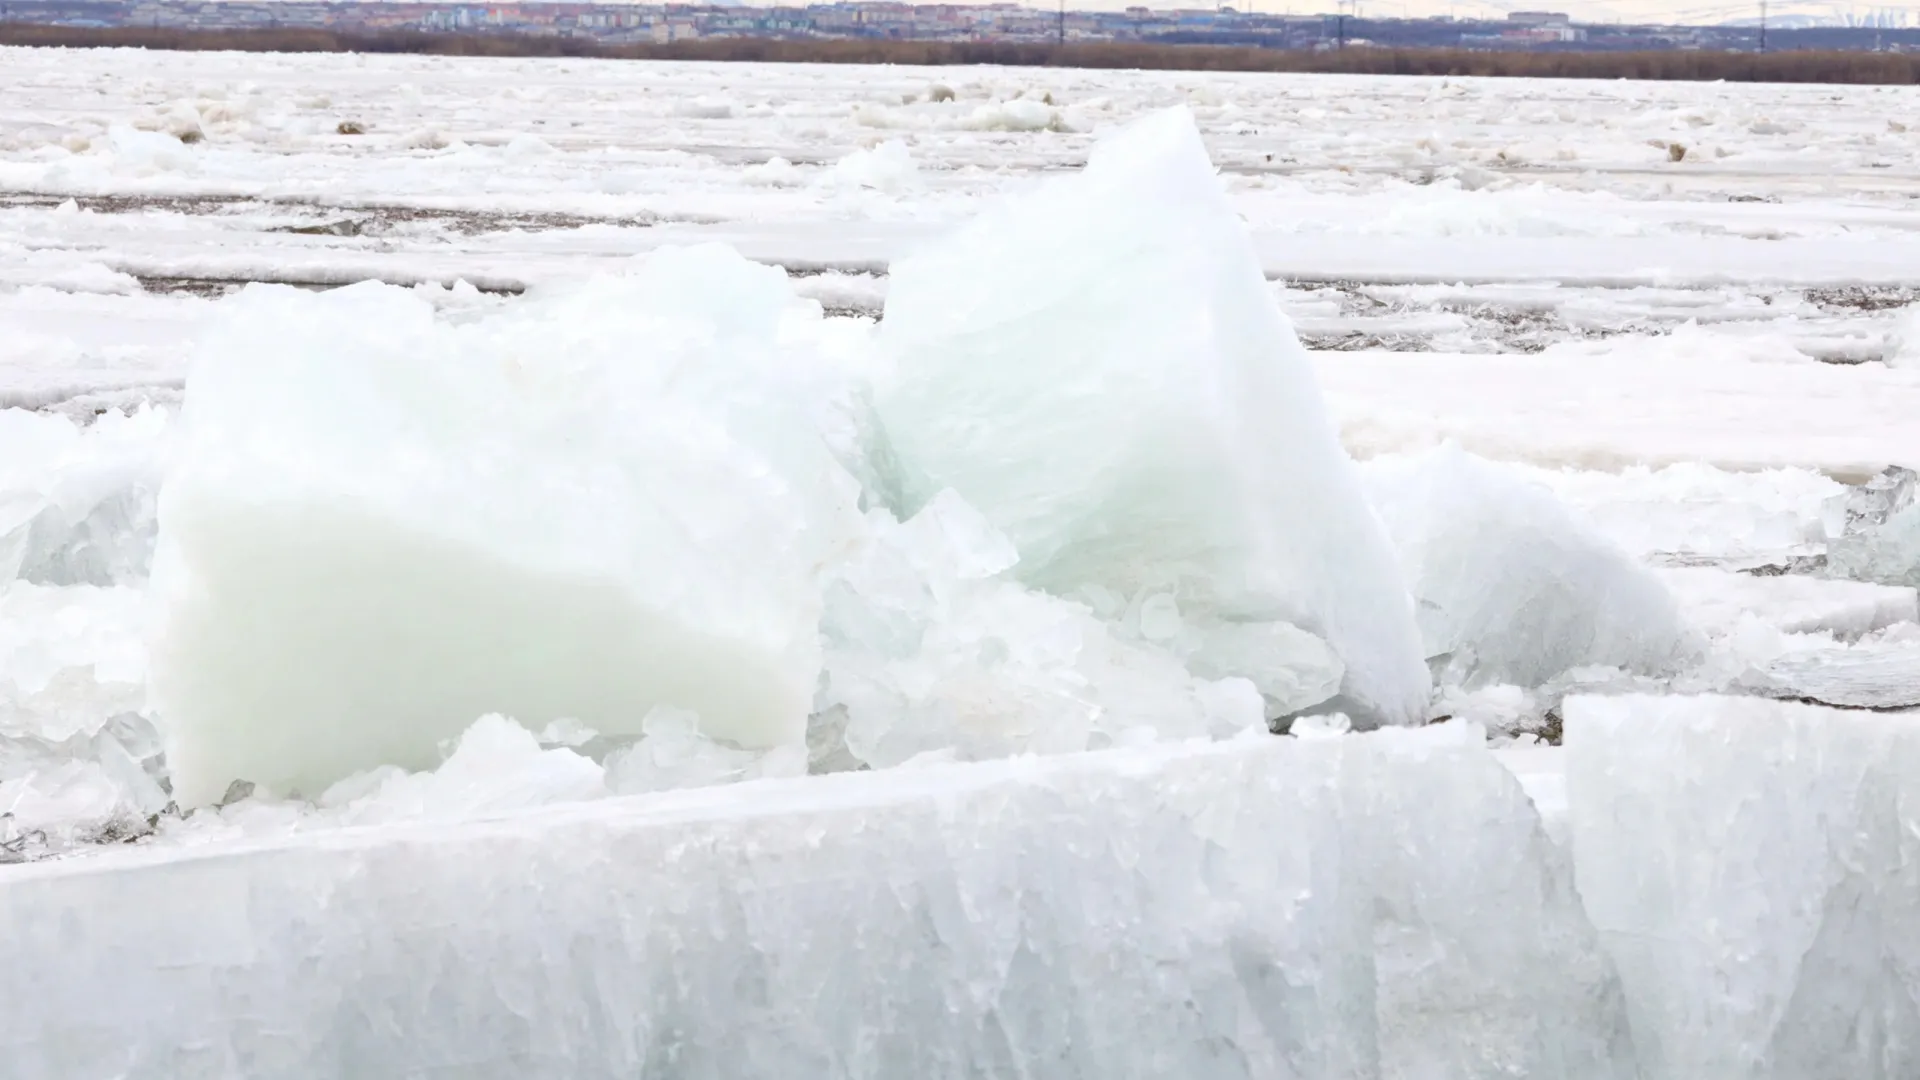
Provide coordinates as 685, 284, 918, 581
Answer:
1318, 347, 1920, 483
151, 249, 865, 807
872, 107, 1429, 728
0, 726, 1634, 1079
1363, 445, 1699, 687
1565, 694, 1920, 1080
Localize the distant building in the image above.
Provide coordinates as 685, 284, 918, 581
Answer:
1507, 10, 1570, 26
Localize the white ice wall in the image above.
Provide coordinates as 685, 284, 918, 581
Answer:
0, 727, 1632, 1080
1566, 694, 1920, 1080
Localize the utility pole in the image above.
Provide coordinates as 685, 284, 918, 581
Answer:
1758, 0, 1767, 51
1057, 0, 1064, 46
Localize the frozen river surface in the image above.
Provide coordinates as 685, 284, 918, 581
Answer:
5, 47, 1920, 1080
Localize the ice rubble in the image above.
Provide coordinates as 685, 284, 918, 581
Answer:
0, 406, 167, 587
872, 107, 1430, 727
141, 106, 1437, 807
151, 246, 867, 808
1827, 502, 1920, 589
1566, 694, 1920, 1080
0, 727, 1635, 1080
1362, 445, 1699, 687
0, 583, 166, 852
817, 492, 1275, 768
824, 140, 918, 193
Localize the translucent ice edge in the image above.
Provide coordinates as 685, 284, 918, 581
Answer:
0, 723, 1636, 1080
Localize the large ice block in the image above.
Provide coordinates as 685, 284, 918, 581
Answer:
1565, 693, 1920, 1080
872, 107, 1430, 727
1364, 446, 1699, 687
0, 730, 1632, 1079
151, 248, 864, 807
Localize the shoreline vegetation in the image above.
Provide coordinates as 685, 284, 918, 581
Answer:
4, 24, 1920, 83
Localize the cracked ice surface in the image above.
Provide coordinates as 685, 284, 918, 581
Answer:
0, 726, 1634, 1080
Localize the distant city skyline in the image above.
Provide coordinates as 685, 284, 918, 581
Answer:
961, 0, 1920, 25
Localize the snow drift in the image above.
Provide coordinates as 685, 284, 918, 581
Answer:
0, 727, 1635, 1080
151, 248, 865, 807
872, 107, 1430, 727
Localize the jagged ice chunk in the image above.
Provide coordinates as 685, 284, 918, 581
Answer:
872, 107, 1428, 727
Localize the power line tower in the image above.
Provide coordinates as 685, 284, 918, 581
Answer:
1758, 0, 1767, 51
1057, 0, 1064, 46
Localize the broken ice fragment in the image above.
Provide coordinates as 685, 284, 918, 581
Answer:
873, 106, 1429, 727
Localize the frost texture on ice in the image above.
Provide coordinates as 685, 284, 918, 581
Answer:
0, 407, 167, 587
151, 246, 865, 807
1363, 445, 1700, 688
0, 728, 1633, 1080
1566, 694, 1920, 1080
872, 107, 1429, 727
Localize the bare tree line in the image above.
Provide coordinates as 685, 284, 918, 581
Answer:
4, 24, 1919, 84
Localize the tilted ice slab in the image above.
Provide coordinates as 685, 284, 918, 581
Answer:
1735, 634, 1920, 711
1363, 446, 1699, 688
1657, 566, 1917, 641
1566, 694, 1920, 1080
872, 107, 1428, 727
0, 726, 1633, 1080
151, 247, 865, 808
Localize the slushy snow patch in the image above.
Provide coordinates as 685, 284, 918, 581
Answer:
151, 246, 863, 807
873, 107, 1429, 727
1364, 445, 1700, 688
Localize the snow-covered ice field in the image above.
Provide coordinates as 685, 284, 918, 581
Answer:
6, 45, 1920, 1077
